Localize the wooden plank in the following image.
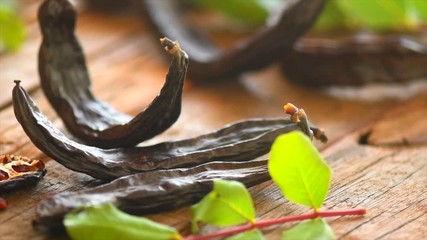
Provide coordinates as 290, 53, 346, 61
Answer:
360, 95, 427, 145
1, 1, 426, 239
0, 0, 144, 108
2, 88, 423, 240
260, 95, 427, 239
388, 211, 427, 240
329, 147, 426, 239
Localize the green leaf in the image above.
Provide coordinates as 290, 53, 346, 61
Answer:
404, 0, 427, 25
226, 229, 265, 240
281, 219, 335, 240
315, 0, 427, 32
191, 179, 256, 233
189, 0, 270, 25
190, 0, 427, 32
268, 131, 331, 210
335, 0, 407, 30
64, 203, 181, 240
0, 4, 25, 52
313, 0, 348, 30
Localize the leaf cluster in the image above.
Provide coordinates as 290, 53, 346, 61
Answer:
189, 0, 427, 32
314, 0, 427, 32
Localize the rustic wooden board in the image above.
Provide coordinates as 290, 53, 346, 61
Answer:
1, 1, 426, 239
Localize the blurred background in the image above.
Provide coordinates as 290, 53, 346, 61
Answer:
2, 0, 427, 52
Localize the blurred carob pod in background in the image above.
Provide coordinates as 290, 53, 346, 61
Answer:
141, 0, 427, 86
281, 33, 427, 86
141, 0, 326, 82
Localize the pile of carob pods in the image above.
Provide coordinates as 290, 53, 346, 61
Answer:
9, 0, 425, 232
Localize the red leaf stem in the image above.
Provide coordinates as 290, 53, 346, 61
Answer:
184, 208, 366, 240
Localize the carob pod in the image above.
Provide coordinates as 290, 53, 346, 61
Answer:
13, 81, 326, 181
141, 0, 326, 81
0, 154, 46, 192
34, 160, 270, 231
142, 0, 427, 86
38, 0, 188, 149
281, 33, 427, 86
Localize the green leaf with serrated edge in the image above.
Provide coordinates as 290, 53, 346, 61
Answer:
226, 229, 265, 240
268, 131, 331, 210
64, 203, 181, 240
281, 219, 335, 240
191, 179, 255, 233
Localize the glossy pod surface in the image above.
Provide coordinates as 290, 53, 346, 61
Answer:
34, 160, 270, 231
13, 81, 325, 180
39, 0, 188, 148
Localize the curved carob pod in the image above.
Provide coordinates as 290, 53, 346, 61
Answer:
141, 0, 326, 81
281, 34, 427, 86
38, 0, 188, 149
34, 160, 270, 231
13, 81, 326, 181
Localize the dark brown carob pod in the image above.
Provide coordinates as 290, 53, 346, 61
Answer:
142, 0, 326, 81
13, 81, 326, 181
34, 160, 270, 231
38, 0, 188, 149
281, 33, 427, 86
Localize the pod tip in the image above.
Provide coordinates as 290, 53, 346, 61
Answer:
160, 37, 181, 55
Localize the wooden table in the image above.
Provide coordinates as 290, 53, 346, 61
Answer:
1, 1, 426, 239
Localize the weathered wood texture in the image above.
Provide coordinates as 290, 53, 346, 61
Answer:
1, 1, 426, 239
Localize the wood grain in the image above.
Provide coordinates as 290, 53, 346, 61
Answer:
1, 1, 426, 239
